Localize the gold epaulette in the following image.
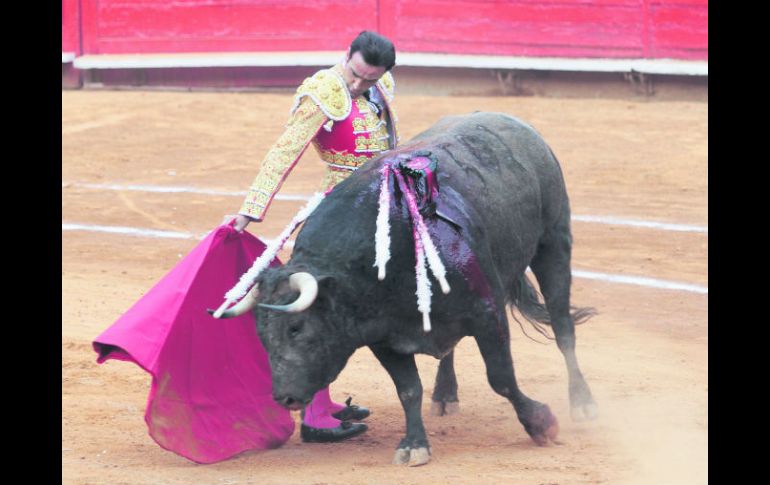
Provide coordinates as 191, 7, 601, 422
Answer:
377, 71, 395, 102
292, 68, 351, 121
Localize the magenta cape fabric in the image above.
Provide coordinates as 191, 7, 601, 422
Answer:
92, 223, 294, 464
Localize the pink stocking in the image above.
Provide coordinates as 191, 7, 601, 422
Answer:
302, 387, 345, 428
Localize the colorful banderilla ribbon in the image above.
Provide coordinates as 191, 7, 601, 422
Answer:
374, 158, 450, 332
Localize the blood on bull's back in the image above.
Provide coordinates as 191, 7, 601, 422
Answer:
292, 111, 572, 350
308, 111, 572, 302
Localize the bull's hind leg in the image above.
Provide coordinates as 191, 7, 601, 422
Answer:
530, 227, 598, 421
474, 314, 559, 446
369, 344, 431, 466
430, 350, 460, 416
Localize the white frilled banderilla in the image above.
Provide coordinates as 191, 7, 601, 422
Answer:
374, 155, 451, 332
214, 155, 450, 332
211, 192, 327, 318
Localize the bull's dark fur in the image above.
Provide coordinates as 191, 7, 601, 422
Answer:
253, 112, 597, 464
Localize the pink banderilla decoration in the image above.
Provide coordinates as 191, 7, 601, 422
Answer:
375, 158, 451, 332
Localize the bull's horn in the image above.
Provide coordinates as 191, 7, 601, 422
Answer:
210, 285, 260, 319
258, 272, 318, 313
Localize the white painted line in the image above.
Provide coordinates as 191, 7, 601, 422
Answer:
62, 223, 198, 240
75, 182, 244, 196
63, 182, 313, 201
62, 182, 708, 234
62, 222, 294, 248
71, 52, 707, 76
572, 269, 707, 294
64, 181, 707, 233
62, 52, 76, 63
572, 215, 707, 234
63, 223, 701, 294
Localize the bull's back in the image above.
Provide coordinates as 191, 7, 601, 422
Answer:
410, 112, 565, 202
296, 112, 571, 356
313, 111, 570, 266
405, 112, 570, 255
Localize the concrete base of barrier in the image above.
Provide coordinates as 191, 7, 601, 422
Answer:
74, 65, 705, 101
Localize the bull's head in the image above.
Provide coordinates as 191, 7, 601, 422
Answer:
213, 272, 318, 318
215, 269, 356, 411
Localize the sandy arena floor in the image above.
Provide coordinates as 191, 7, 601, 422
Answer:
62, 88, 707, 485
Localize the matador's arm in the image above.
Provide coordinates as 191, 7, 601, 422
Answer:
238, 97, 328, 221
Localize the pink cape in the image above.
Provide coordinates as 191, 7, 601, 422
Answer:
92, 223, 294, 464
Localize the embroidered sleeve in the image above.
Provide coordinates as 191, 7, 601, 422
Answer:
238, 97, 328, 220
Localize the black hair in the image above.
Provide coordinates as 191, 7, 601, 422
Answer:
348, 31, 396, 71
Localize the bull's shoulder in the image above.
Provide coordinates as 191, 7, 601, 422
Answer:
293, 67, 351, 121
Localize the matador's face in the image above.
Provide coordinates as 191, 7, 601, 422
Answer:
342, 50, 386, 98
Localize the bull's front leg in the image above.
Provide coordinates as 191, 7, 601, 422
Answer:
370, 344, 431, 466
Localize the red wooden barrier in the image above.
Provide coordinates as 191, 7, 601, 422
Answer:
647, 0, 708, 59
381, 0, 706, 60
79, 0, 377, 54
62, 0, 82, 88
70, 0, 707, 61
62, 0, 80, 54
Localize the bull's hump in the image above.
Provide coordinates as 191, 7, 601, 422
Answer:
408, 112, 533, 145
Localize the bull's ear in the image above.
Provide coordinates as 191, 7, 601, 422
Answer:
316, 275, 337, 293
314, 275, 337, 312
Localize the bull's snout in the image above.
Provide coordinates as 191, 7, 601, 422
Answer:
274, 394, 307, 411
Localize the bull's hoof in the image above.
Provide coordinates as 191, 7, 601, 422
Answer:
429, 400, 460, 416
569, 381, 598, 422
393, 447, 431, 466
570, 402, 599, 422
523, 403, 560, 446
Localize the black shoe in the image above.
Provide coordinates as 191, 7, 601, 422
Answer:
300, 421, 368, 443
331, 397, 371, 421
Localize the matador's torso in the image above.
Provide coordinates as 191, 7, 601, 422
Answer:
239, 63, 399, 220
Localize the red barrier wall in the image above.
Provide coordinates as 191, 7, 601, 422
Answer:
62, 0, 80, 54
647, 0, 708, 59
79, 0, 377, 54
66, 0, 707, 61
381, 0, 707, 60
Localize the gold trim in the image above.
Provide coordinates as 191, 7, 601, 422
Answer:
377, 71, 395, 102
318, 150, 373, 168
352, 117, 366, 133
293, 66, 350, 121
321, 168, 353, 192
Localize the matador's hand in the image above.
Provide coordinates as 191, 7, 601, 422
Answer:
232, 214, 257, 232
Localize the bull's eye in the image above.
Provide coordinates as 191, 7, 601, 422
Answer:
288, 324, 302, 338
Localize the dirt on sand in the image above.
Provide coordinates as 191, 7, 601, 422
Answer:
62, 88, 707, 485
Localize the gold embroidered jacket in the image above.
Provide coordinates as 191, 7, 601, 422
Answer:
239, 64, 398, 221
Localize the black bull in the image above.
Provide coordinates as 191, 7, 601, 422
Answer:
244, 112, 596, 465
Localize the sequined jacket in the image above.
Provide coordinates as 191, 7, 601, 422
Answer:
239, 63, 398, 221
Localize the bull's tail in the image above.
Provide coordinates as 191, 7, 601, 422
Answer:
509, 274, 597, 341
